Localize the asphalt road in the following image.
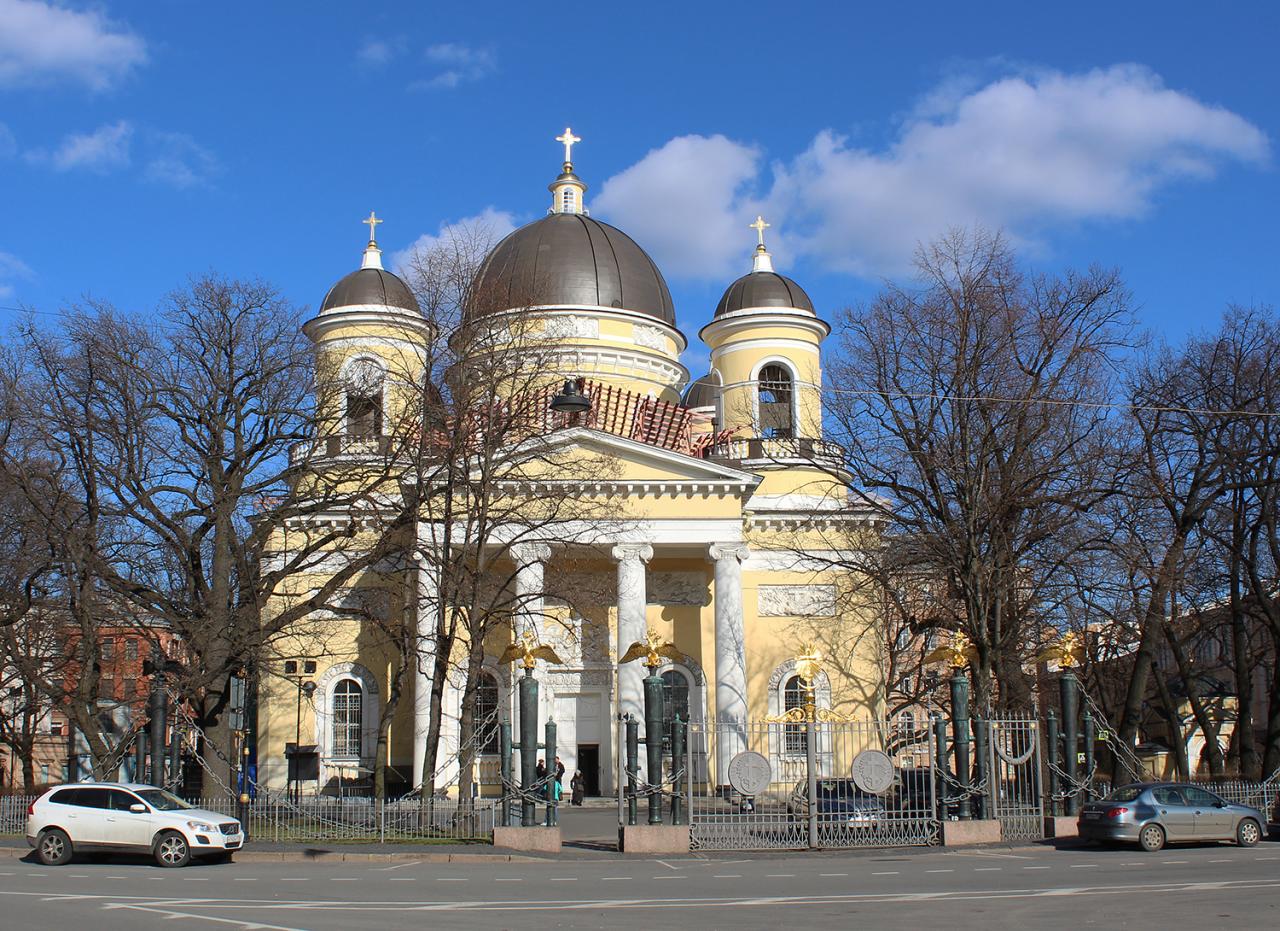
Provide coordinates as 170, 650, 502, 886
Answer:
2, 839, 1278, 930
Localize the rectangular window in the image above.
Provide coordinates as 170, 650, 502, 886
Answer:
101, 637, 115, 660
122, 678, 136, 699
101, 677, 116, 700
125, 639, 138, 661
49, 721, 65, 737
40, 764, 50, 783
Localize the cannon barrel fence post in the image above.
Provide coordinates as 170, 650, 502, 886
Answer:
499, 722, 512, 828
626, 716, 639, 827
544, 719, 557, 827
670, 715, 685, 826
518, 668, 538, 827
949, 672, 972, 820
643, 674, 665, 825
972, 717, 989, 821
1082, 712, 1096, 803
1060, 672, 1080, 816
1045, 709, 1060, 817
932, 714, 948, 820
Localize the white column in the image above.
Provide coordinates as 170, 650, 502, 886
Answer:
510, 543, 553, 724
710, 542, 750, 783
412, 545, 440, 790
612, 543, 653, 724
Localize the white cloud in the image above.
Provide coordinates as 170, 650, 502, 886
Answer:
390, 207, 517, 272
144, 130, 219, 188
357, 37, 404, 68
33, 119, 133, 172
411, 42, 496, 90
595, 65, 1269, 280
0, 250, 34, 300
594, 135, 763, 280
0, 0, 146, 91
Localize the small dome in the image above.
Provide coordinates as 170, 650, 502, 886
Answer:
320, 267, 419, 314
470, 214, 675, 325
714, 270, 814, 317
682, 372, 719, 408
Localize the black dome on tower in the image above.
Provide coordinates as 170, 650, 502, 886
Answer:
320, 267, 419, 314
714, 270, 813, 317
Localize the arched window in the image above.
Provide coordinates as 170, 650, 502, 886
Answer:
660, 670, 690, 734
783, 675, 807, 754
345, 358, 385, 438
475, 672, 500, 755
331, 679, 363, 757
758, 363, 794, 438
561, 189, 575, 213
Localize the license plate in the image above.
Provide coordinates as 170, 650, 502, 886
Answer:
1083, 811, 1100, 819
226, 841, 241, 848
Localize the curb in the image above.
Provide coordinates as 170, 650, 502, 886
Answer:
0, 844, 545, 864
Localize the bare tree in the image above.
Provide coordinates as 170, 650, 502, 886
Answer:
823, 229, 1134, 710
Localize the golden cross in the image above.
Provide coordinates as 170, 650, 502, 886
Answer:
362, 210, 383, 244
555, 127, 581, 164
750, 215, 770, 248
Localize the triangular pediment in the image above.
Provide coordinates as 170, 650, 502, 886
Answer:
507, 426, 760, 490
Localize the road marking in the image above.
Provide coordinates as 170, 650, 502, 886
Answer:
389, 877, 417, 882
278, 877, 308, 881
181, 877, 209, 881
1024, 866, 1051, 870
1256, 857, 1280, 861
233, 878, 257, 882
332, 877, 358, 881
68, 874, 89, 878
1070, 865, 1098, 869
1162, 860, 1189, 864
819, 873, 848, 877
549, 878, 577, 882
872, 871, 900, 875
374, 860, 422, 872
713, 875, 742, 879
926, 869, 954, 874
1210, 859, 1232, 863
975, 867, 1002, 872
655, 859, 680, 871
766, 874, 795, 878
437, 878, 469, 882
494, 878, 525, 882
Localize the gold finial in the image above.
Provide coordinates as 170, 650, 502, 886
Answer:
619, 629, 683, 672
795, 642, 823, 686
362, 210, 383, 245
750, 215, 770, 251
1038, 630, 1084, 669
555, 126, 581, 166
498, 628, 565, 670
924, 630, 975, 671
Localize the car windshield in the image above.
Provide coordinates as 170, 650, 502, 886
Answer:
133, 788, 193, 811
1106, 785, 1144, 802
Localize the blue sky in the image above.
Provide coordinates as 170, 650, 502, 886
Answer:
1, 0, 1276, 373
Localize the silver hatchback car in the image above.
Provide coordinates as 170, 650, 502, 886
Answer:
1078, 782, 1265, 852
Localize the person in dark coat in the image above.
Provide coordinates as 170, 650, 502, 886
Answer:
570, 770, 585, 806
536, 759, 547, 797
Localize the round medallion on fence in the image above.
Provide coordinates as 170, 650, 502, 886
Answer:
726, 751, 772, 796
851, 749, 895, 795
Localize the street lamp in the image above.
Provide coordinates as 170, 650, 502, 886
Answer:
284, 660, 316, 805
549, 379, 591, 416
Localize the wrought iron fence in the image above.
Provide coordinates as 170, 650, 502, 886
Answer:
0, 793, 495, 843
986, 716, 1044, 841
686, 717, 938, 851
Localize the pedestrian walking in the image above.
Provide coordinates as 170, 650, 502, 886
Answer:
571, 770, 585, 806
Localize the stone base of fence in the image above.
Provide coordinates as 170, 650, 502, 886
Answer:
1043, 816, 1079, 839
493, 826, 561, 853
941, 819, 1002, 847
618, 824, 691, 854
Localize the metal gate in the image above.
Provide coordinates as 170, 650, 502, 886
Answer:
686, 716, 938, 851
987, 716, 1044, 841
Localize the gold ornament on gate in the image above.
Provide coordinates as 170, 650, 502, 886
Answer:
923, 630, 977, 670
499, 628, 565, 670
766, 642, 851, 723
618, 629, 683, 673
1037, 630, 1084, 669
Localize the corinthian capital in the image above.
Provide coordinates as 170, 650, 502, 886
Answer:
709, 542, 750, 563
510, 542, 553, 566
611, 542, 654, 564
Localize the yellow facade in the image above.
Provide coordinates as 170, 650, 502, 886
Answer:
256, 140, 883, 799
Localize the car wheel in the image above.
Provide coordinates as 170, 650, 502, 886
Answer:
1237, 818, 1262, 848
154, 831, 191, 868
36, 829, 73, 866
1138, 823, 1166, 853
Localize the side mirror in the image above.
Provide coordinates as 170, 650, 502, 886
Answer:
129, 803, 148, 813
1214, 801, 1227, 809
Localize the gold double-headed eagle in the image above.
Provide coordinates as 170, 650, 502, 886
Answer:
498, 628, 565, 670
618, 630, 683, 671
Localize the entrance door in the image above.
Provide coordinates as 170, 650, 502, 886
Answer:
578, 744, 600, 796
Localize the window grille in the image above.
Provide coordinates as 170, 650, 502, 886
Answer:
331, 679, 363, 757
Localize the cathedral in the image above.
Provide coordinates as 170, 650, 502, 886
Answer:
257, 130, 883, 797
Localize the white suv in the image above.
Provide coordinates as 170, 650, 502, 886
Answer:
26, 782, 243, 867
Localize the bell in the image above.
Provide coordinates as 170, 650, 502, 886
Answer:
549, 379, 591, 415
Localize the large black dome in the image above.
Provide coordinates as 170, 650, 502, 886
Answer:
714, 270, 813, 317
470, 214, 675, 325
320, 267, 419, 314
